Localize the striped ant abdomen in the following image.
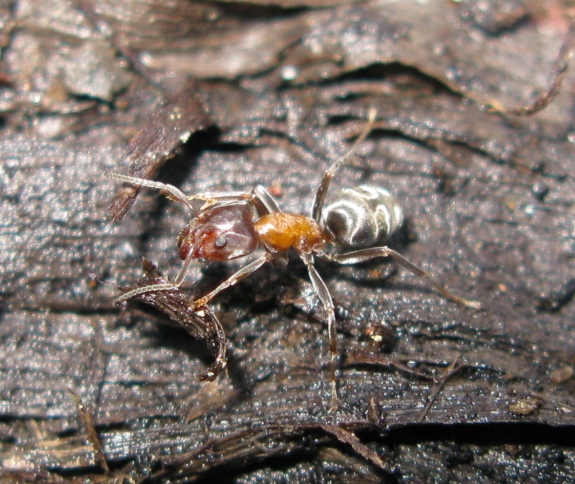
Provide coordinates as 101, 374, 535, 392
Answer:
321, 185, 404, 248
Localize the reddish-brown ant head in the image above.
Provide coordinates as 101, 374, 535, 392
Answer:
177, 203, 259, 262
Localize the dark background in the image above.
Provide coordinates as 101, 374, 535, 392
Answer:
1, 0, 574, 481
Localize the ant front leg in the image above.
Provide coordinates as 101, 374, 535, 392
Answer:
191, 253, 273, 309
325, 247, 481, 309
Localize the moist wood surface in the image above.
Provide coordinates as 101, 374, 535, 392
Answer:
1, 1, 574, 481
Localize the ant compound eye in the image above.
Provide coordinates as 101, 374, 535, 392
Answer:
214, 237, 227, 249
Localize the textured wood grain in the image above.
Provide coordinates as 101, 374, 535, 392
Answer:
1, 0, 574, 481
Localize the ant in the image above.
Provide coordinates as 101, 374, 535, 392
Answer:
109, 108, 479, 410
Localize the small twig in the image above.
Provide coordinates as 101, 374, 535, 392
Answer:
418, 354, 464, 423
68, 389, 109, 473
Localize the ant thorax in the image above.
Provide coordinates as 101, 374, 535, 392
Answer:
253, 212, 325, 254
321, 185, 404, 248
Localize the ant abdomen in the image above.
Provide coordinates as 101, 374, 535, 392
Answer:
321, 185, 404, 248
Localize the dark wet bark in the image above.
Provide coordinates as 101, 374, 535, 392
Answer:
1, 1, 574, 481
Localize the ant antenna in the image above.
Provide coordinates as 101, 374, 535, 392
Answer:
105, 172, 199, 216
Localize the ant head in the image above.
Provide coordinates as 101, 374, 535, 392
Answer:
177, 203, 259, 262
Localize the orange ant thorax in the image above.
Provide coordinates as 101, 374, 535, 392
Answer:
254, 212, 325, 254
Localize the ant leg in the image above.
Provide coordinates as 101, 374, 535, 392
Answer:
186, 186, 280, 215
116, 250, 274, 306
192, 253, 273, 309
187, 191, 253, 209
311, 108, 377, 222
325, 247, 481, 309
106, 172, 197, 214
173, 248, 196, 286
253, 185, 282, 214
302, 254, 339, 411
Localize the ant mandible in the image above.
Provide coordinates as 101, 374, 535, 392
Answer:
109, 108, 479, 410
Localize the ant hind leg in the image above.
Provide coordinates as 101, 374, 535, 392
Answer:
325, 247, 481, 309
